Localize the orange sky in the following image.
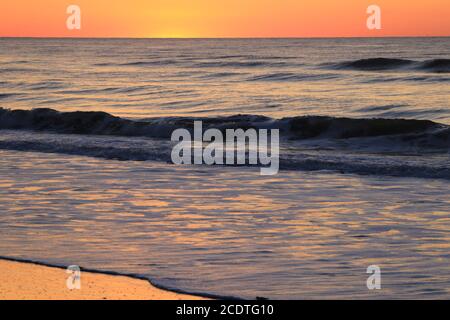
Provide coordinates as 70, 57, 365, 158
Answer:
0, 0, 449, 38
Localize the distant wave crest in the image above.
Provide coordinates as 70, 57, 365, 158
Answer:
332, 58, 450, 73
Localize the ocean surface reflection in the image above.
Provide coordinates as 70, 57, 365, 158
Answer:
0, 150, 449, 299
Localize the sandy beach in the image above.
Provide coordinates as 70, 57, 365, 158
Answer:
0, 259, 205, 300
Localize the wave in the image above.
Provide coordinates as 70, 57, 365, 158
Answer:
0, 135, 172, 162
95, 59, 290, 69
0, 128, 448, 180
332, 58, 450, 73
0, 93, 21, 99
0, 107, 448, 143
94, 59, 179, 67
0, 107, 179, 138
0, 67, 36, 73
0, 108, 449, 180
194, 61, 289, 68
246, 72, 340, 82
288, 116, 444, 139
360, 75, 450, 84
420, 59, 450, 72
197, 72, 244, 79
336, 58, 414, 70
120, 60, 179, 67
280, 156, 450, 180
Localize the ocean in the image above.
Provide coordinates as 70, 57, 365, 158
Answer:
0, 37, 449, 299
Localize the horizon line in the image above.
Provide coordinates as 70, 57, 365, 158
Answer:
1, 35, 449, 40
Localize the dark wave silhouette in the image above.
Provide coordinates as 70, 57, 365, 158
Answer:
419, 59, 450, 73
333, 58, 450, 73
0, 107, 448, 142
288, 115, 441, 139
0, 108, 449, 179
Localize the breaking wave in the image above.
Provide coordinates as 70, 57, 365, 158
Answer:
0, 108, 449, 179
0, 107, 448, 144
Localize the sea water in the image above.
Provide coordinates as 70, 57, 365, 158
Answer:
0, 38, 449, 299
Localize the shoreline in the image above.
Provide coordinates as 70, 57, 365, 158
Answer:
0, 257, 207, 300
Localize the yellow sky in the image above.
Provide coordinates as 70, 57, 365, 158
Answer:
0, 0, 449, 37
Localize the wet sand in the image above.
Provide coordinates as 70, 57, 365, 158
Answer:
0, 259, 205, 300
